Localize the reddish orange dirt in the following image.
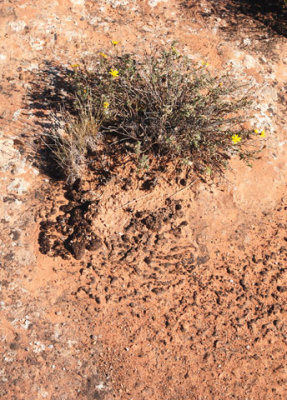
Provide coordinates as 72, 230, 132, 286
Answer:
0, 1, 287, 399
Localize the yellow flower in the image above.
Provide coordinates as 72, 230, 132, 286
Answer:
171, 46, 180, 56
111, 40, 119, 45
206, 166, 212, 176
109, 68, 119, 78
201, 60, 209, 67
219, 82, 223, 86
232, 134, 242, 144
103, 101, 109, 109
99, 52, 108, 59
71, 63, 80, 69
254, 128, 266, 137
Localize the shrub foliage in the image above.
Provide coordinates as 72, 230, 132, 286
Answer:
45, 47, 256, 182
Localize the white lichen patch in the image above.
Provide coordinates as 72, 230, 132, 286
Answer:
29, 38, 45, 51
243, 54, 257, 69
11, 159, 28, 175
12, 109, 22, 121
20, 319, 31, 330
148, 0, 168, 6
7, 178, 30, 195
27, 62, 39, 71
33, 341, 46, 353
63, 30, 86, 40
0, 139, 20, 171
70, 0, 85, 5
9, 21, 27, 32
39, 389, 49, 398
3, 352, 16, 362
95, 382, 106, 390
104, 0, 136, 7
0, 368, 8, 383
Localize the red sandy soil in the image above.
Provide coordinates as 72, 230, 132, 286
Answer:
0, 1, 287, 399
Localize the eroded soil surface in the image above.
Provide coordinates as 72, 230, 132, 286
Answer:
1, 0, 287, 399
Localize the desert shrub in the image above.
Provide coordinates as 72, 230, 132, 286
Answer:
43, 107, 100, 180
45, 46, 257, 182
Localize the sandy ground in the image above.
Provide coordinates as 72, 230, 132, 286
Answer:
0, 0, 287, 399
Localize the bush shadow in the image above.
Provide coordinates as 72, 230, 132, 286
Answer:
26, 61, 128, 182
26, 62, 78, 179
182, 0, 287, 39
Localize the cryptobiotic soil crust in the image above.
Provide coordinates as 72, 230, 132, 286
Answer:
0, 1, 287, 399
